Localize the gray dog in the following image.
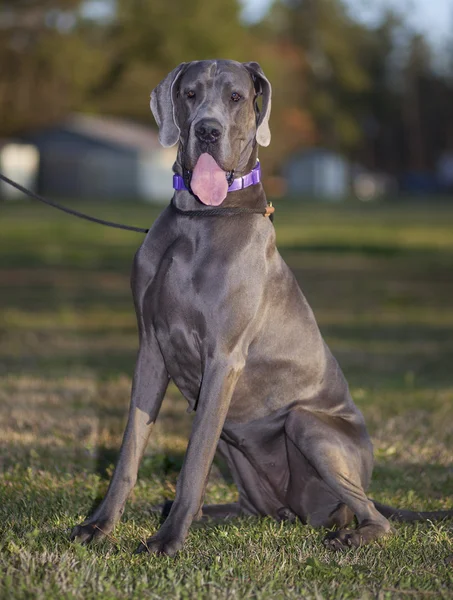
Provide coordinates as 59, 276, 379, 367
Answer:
71, 60, 452, 556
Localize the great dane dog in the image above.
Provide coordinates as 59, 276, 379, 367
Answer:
71, 60, 453, 556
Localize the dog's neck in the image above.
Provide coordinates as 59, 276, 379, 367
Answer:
172, 146, 267, 211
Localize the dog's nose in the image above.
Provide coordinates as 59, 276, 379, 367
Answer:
195, 119, 223, 144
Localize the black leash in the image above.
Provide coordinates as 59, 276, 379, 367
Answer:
0, 172, 274, 229
0, 172, 149, 233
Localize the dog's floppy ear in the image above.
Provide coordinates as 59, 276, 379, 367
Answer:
243, 61, 272, 147
150, 63, 187, 148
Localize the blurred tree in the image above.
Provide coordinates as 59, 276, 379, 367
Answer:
1, 0, 452, 180
88, 0, 249, 121
0, 0, 104, 135
353, 12, 402, 173
259, 0, 452, 176
447, 16, 453, 153
0, 0, 249, 134
402, 34, 432, 171
244, 15, 313, 174
264, 0, 372, 155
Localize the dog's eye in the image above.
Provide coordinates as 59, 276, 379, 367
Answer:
186, 90, 196, 99
231, 92, 242, 102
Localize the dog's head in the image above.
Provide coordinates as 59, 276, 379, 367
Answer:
150, 60, 271, 205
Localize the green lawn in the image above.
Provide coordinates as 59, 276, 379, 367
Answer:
0, 198, 452, 599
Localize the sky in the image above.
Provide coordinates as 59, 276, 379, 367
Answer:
242, 0, 453, 50
82, 0, 453, 53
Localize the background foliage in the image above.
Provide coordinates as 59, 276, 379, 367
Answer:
1, 0, 453, 174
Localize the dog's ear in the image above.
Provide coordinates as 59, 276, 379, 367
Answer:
243, 62, 272, 147
150, 63, 187, 148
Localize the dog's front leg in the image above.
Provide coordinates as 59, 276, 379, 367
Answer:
71, 328, 169, 544
136, 359, 244, 557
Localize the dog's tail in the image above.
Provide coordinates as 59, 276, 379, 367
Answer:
372, 500, 453, 523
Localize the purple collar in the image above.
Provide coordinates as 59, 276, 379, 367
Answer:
173, 161, 261, 193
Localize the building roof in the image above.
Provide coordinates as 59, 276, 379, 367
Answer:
61, 114, 161, 152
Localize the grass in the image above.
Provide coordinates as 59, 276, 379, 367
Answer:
0, 197, 452, 599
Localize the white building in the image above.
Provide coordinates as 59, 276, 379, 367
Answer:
283, 149, 349, 200
21, 114, 176, 203
0, 141, 39, 200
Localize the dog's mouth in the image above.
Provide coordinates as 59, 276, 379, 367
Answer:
185, 153, 235, 206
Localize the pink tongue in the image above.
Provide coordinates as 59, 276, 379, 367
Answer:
191, 153, 229, 206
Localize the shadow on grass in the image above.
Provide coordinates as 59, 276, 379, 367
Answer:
282, 242, 404, 257
0, 349, 137, 379
280, 242, 453, 262
371, 462, 453, 500
322, 322, 453, 343
0, 243, 138, 273
82, 449, 190, 519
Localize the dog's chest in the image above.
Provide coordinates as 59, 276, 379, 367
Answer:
148, 236, 231, 402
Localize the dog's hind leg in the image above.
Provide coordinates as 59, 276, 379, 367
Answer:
215, 439, 290, 519
157, 434, 293, 524
285, 406, 393, 550
71, 328, 169, 544
284, 443, 355, 529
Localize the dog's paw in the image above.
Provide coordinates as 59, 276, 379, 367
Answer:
276, 507, 297, 523
323, 529, 360, 551
135, 532, 184, 557
70, 519, 114, 545
324, 522, 394, 551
